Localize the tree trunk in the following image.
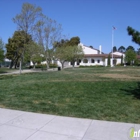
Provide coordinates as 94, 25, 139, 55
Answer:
72, 61, 75, 68
10, 60, 14, 69
60, 60, 66, 69
33, 63, 36, 69
14, 60, 18, 69
62, 62, 64, 69
19, 60, 22, 74
46, 57, 49, 70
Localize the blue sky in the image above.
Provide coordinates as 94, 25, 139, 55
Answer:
0, 0, 140, 53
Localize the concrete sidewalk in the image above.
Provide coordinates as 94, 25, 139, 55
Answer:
0, 108, 139, 140
0, 68, 58, 75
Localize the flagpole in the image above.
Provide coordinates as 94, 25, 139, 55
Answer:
111, 27, 114, 67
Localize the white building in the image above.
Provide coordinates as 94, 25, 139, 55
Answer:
71, 43, 124, 67
38, 43, 125, 68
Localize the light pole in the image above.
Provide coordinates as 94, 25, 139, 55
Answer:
111, 26, 116, 67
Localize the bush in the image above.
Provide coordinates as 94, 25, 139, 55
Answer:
36, 64, 44, 68
49, 63, 58, 68
116, 63, 122, 66
35, 63, 57, 69
79, 65, 104, 68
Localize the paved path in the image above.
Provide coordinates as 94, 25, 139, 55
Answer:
0, 108, 139, 140
0, 68, 58, 75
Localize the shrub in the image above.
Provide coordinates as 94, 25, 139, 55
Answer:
49, 63, 58, 68
116, 63, 122, 66
79, 65, 104, 68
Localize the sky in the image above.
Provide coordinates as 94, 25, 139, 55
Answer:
0, 0, 140, 53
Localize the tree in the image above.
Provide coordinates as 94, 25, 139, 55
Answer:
54, 37, 83, 68
54, 36, 82, 68
26, 42, 43, 69
136, 48, 140, 55
12, 3, 45, 70
127, 26, 140, 56
13, 3, 63, 70
126, 46, 135, 51
125, 49, 136, 65
121, 55, 123, 65
0, 38, 4, 63
67, 45, 84, 68
43, 18, 62, 68
54, 39, 69, 68
118, 46, 125, 53
66, 36, 80, 46
55, 46, 69, 68
6, 30, 32, 69
31, 12, 62, 69
53, 39, 69, 48
127, 26, 140, 45
89, 46, 93, 49
13, 3, 43, 36
113, 46, 117, 52
108, 54, 111, 66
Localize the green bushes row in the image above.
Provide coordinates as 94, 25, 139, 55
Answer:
29, 63, 58, 69
79, 65, 104, 68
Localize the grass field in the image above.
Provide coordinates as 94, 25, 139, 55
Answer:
0, 66, 140, 123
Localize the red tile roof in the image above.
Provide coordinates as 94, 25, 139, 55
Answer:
84, 54, 121, 58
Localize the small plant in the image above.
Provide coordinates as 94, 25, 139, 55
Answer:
116, 63, 122, 66
49, 63, 58, 68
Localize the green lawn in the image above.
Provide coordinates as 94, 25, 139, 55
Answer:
0, 67, 140, 123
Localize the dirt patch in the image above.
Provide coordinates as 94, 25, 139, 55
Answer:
0, 104, 6, 108
32, 100, 40, 104
98, 73, 139, 80
109, 69, 125, 72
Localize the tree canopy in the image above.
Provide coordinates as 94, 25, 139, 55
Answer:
118, 46, 125, 53
113, 46, 117, 52
12, 2, 63, 69
54, 36, 84, 68
127, 26, 140, 45
13, 3, 44, 35
6, 30, 32, 68
66, 37, 80, 46
26, 42, 43, 68
126, 46, 135, 52
125, 49, 136, 65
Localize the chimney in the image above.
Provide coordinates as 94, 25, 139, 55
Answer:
99, 45, 102, 54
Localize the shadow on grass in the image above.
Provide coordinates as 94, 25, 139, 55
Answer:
121, 82, 140, 99
0, 72, 8, 74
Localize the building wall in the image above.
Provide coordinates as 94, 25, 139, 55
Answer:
80, 57, 104, 66
112, 52, 123, 56
79, 43, 99, 54
112, 52, 125, 63
78, 57, 122, 66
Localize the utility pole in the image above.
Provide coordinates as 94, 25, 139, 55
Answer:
111, 26, 116, 67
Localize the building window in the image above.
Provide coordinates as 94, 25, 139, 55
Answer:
83, 59, 88, 63
91, 59, 95, 63
97, 60, 100, 63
